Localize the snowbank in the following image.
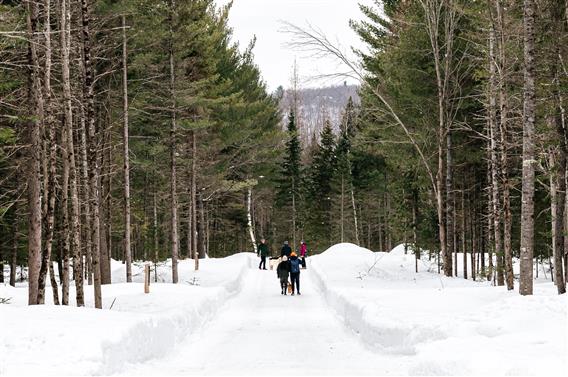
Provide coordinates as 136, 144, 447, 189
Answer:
0, 253, 255, 375
309, 243, 567, 376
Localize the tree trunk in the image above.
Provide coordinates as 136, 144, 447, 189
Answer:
60, 0, 83, 306
99, 117, 111, 285
247, 187, 257, 253
549, 0, 566, 294
447, 131, 455, 277
519, 0, 536, 296
350, 188, 360, 245
486, 159, 494, 282
10, 200, 18, 287
169, 0, 179, 282
550, 151, 566, 293
489, 23, 504, 286
81, 0, 102, 308
37, 0, 56, 305
153, 189, 159, 282
191, 130, 198, 270
495, 0, 514, 291
26, 0, 44, 305
198, 194, 206, 259
462, 190, 467, 279
122, 14, 132, 283
61, 114, 70, 305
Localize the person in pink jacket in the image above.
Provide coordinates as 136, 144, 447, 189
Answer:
300, 240, 307, 269
300, 240, 307, 257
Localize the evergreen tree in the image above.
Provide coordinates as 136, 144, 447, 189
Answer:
275, 109, 302, 246
305, 120, 336, 250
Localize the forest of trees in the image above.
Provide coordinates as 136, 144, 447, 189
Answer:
0, 0, 566, 308
0, 0, 280, 307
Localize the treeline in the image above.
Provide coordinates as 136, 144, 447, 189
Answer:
274, 0, 567, 296
346, 0, 566, 294
0, 0, 279, 307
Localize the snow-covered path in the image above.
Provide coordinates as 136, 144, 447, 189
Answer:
131, 267, 400, 375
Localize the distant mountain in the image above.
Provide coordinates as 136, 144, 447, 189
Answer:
278, 84, 360, 146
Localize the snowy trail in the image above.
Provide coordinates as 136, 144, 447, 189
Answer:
130, 266, 403, 375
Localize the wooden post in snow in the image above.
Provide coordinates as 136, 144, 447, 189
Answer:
144, 264, 150, 294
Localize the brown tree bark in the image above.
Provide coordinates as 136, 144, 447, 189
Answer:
26, 0, 44, 305
61, 114, 71, 305
60, 0, 83, 306
462, 190, 467, 279
37, 0, 57, 305
492, 0, 514, 290
10, 198, 19, 287
122, 14, 132, 283
192, 130, 198, 270
519, 0, 536, 296
80, 0, 102, 307
549, 0, 566, 294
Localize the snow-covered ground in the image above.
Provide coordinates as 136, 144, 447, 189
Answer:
1, 244, 566, 376
309, 244, 567, 376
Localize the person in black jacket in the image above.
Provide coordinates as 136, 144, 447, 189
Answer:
276, 255, 290, 295
280, 240, 292, 257
257, 238, 269, 270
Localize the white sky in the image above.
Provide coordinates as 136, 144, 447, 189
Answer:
215, 0, 376, 92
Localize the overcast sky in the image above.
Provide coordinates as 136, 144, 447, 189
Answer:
215, 0, 376, 92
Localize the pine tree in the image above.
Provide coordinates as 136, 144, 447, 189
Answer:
305, 120, 336, 249
276, 109, 302, 246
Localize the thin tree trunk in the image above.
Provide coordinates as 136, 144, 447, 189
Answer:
462, 190, 467, 279
495, 0, 514, 290
447, 131, 455, 277
351, 188, 360, 245
122, 14, 132, 283
412, 193, 419, 273
550, 151, 565, 292
61, 114, 71, 305
99, 113, 111, 284
10, 200, 18, 287
247, 187, 257, 253
340, 177, 344, 242
60, 0, 83, 306
519, 0, 536, 296
153, 189, 159, 282
549, 0, 566, 294
37, 0, 56, 305
489, 23, 504, 286
26, 0, 44, 305
81, 0, 102, 308
169, 0, 179, 282
486, 159, 494, 281
470, 191, 476, 281
198, 194, 206, 258
191, 130, 198, 270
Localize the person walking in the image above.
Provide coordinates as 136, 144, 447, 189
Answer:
276, 255, 290, 295
300, 240, 307, 269
257, 238, 269, 270
289, 251, 301, 295
280, 240, 292, 258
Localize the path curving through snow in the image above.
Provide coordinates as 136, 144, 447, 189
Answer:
130, 265, 403, 375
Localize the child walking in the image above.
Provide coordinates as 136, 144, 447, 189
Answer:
276, 255, 290, 295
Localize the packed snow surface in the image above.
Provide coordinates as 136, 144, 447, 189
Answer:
1, 244, 566, 376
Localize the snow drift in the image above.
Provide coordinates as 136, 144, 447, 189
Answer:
309, 243, 567, 376
0, 254, 255, 375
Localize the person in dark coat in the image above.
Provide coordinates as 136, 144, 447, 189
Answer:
280, 240, 292, 257
288, 251, 302, 295
276, 255, 290, 295
257, 238, 269, 270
